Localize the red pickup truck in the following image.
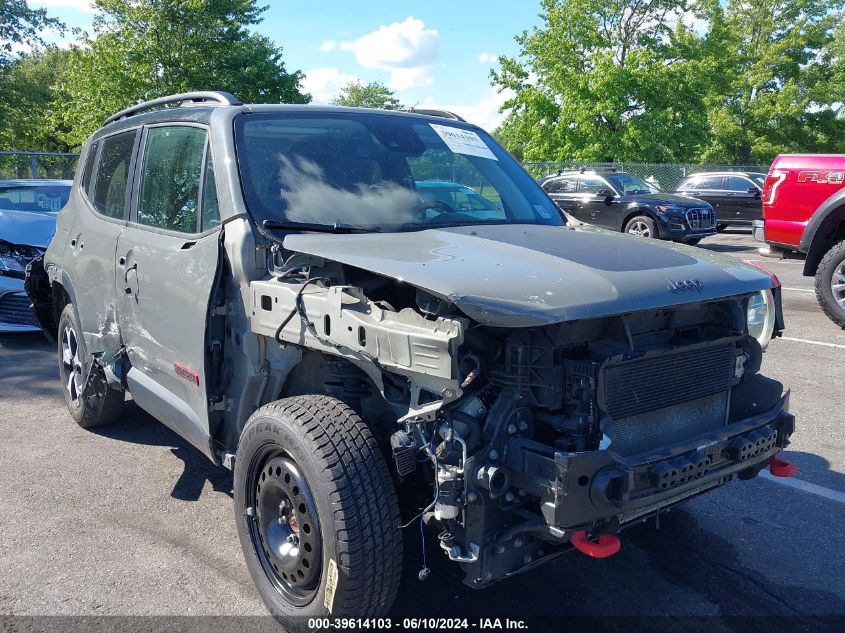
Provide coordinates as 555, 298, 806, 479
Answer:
755, 154, 845, 327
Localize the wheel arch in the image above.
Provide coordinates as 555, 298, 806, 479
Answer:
25, 259, 74, 341
278, 350, 398, 438
622, 207, 659, 232
802, 194, 845, 276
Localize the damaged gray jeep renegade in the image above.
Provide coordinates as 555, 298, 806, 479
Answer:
27, 91, 796, 627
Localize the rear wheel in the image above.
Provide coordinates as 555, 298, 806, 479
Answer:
57, 304, 124, 428
625, 215, 657, 238
234, 395, 403, 630
815, 239, 845, 329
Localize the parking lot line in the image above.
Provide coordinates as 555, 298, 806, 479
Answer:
760, 470, 845, 504
780, 336, 845, 350
782, 287, 815, 293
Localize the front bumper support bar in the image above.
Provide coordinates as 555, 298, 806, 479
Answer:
504, 393, 794, 532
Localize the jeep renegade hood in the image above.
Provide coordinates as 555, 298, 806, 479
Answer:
283, 224, 775, 327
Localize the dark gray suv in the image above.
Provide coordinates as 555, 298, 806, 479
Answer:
540, 169, 717, 244
27, 92, 796, 629
673, 171, 766, 231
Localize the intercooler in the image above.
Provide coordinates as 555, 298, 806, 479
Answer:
599, 343, 736, 456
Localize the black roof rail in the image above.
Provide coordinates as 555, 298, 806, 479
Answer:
404, 108, 466, 122
103, 91, 242, 126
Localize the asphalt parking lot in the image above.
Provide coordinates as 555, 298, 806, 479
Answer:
1, 228, 844, 631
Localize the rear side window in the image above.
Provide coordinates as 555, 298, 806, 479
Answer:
726, 176, 755, 192
676, 177, 696, 191
137, 126, 207, 233
693, 175, 724, 191
578, 175, 606, 194
93, 131, 136, 219
81, 140, 98, 195
545, 177, 576, 193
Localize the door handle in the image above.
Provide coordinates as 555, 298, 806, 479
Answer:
124, 262, 137, 282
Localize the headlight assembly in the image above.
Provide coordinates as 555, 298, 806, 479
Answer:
656, 204, 685, 216
746, 289, 776, 349
0, 242, 41, 277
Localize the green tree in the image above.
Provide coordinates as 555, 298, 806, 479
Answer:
59, 0, 309, 148
701, 0, 845, 163
492, 0, 714, 163
0, 0, 62, 67
330, 80, 403, 110
0, 48, 74, 152
0, 1, 64, 147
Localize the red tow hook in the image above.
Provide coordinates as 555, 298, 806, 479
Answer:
768, 454, 797, 478
570, 530, 621, 558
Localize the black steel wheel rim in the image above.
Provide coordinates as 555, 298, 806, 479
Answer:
247, 447, 323, 606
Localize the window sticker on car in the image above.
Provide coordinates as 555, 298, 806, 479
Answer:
37, 194, 63, 212
429, 123, 498, 161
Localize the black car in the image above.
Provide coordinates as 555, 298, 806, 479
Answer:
672, 171, 765, 231
540, 169, 716, 244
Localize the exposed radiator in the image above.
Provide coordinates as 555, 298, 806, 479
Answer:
599, 343, 736, 456
608, 391, 729, 456
600, 343, 735, 419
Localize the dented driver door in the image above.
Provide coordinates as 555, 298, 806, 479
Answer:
116, 124, 222, 458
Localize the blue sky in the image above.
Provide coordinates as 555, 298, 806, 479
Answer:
29, 0, 545, 130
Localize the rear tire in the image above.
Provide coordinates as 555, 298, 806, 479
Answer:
57, 304, 124, 428
234, 395, 403, 630
815, 239, 845, 329
624, 215, 657, 238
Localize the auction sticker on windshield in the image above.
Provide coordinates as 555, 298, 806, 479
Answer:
429, 123, 498, 161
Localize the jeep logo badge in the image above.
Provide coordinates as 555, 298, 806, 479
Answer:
667, 279, 703, 293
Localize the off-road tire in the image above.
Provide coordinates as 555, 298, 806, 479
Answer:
625, 215, 658, 238
57, 304, 124, 428
815, 239, 845, 329
234, 395, 403, 630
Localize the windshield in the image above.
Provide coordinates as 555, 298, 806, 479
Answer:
234, 112, 563, 232
751, 174, 765, 187
0, 185, 69, 214
606, 173, 658, 195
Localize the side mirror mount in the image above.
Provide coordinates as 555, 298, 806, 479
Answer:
748, 186, 761, 196
598, 189, 615, 199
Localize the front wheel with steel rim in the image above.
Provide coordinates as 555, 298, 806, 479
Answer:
624, 215, 657, 238
815, 239, 845, 329
57, 304, 124, 428
234, 395, 403, 630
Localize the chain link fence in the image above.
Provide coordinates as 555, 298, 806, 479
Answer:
1, 151, 768, 194
522, 161, 769, 191
0, 151, 80, 180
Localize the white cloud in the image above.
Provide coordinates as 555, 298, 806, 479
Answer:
31, 1, 96, 13
477, 52, 496, 64
419, 86, 515, 133
320, 40, 337, 53
339, 16, 438, 91
387, 66, 434, 91
301, 67, 360, 104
